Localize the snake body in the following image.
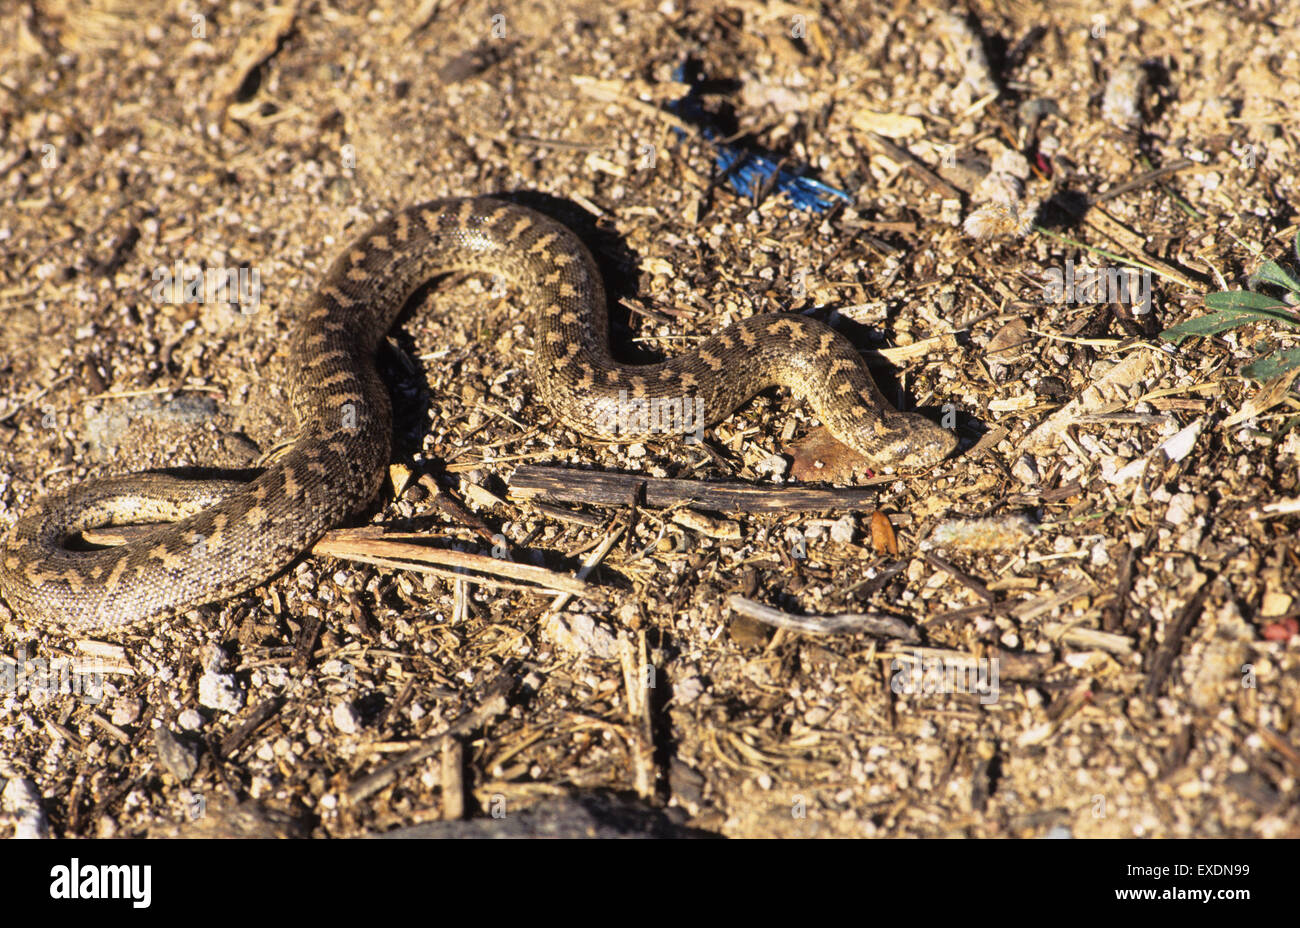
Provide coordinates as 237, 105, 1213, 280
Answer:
0, 197, 956, 632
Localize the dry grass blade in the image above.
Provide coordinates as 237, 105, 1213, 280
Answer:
311, 530, 605, 602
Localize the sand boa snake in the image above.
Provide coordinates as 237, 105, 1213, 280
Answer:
0, 197, 956, 632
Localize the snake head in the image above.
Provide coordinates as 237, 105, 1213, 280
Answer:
870, 411, 959, 470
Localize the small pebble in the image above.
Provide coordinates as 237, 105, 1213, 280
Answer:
198, 670, 245, 713
154, 727, 198, 783
829, 515, 855, 544
1012, 454, 1039, 485
110, 698, 142, 727
332, 701, 361, 735
1, 777, 48, 839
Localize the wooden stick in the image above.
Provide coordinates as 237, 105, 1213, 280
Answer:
219, 697, 285, 759
510, 464, 882, 514
1257, 727, 1300, 779
311, 532, 603, 602
728, 595, 919, 641
527, 500, 607, 528
440, 740, 465, 821
922, 599, 1017, 627
864, 132, 966, 200
1145, 579, 1212, 697
1090, 159, 1195, 204
923, 551, 994, 603
545, 517, 626, 616
620, 632, 656, 801
346, 674, 514, 804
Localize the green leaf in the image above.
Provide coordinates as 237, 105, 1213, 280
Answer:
1161, 290, 1300, 345
1241, 345, 1300, 382
1160, 311, 1257, 344
1203, 290, 1295, 315
1248, 259, 1300, 295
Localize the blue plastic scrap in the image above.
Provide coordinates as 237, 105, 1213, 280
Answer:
668, 63, 853, 213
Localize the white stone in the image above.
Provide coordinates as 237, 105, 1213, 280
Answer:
332, 701, 361, 735
198, 671, 245, 714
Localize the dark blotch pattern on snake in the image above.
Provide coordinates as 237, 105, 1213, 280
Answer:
0, 197, 956, 632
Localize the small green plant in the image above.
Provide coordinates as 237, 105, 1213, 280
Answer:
1160, 229, 1300, 381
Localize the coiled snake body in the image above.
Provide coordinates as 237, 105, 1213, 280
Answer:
0, 197, 955, 632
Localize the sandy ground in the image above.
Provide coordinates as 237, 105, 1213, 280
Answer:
0, 0, 1298, 838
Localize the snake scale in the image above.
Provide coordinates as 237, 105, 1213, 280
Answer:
0, 197, 956, 633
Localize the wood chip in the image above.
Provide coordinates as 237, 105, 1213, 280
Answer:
870, 510, 899, 556
728, 595, 919, 641
1021, 350, 1164, 454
